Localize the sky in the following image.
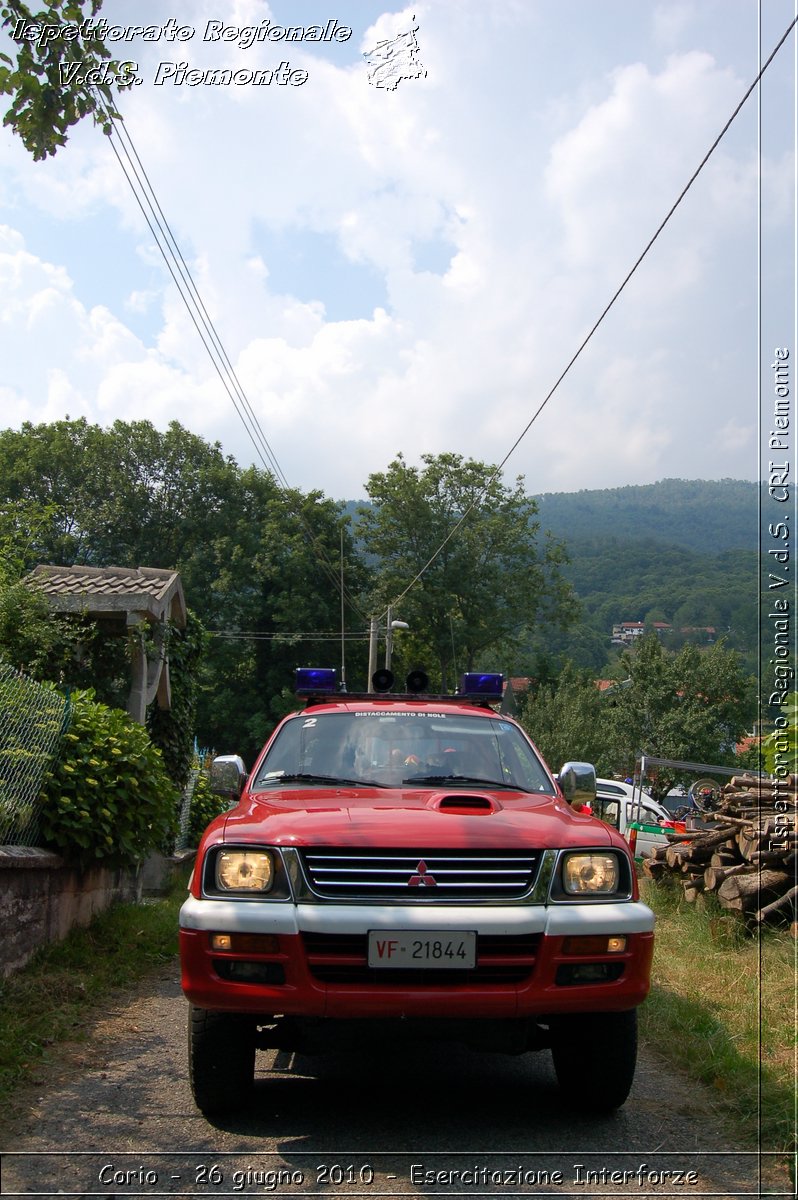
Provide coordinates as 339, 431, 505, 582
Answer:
0, 0, 795, 502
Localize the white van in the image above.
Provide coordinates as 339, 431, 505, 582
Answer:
592, 778, 676, 859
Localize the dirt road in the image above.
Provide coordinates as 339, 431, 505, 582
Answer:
0, 965, 791, 1198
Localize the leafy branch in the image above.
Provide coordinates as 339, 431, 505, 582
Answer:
0, 0, 132, 159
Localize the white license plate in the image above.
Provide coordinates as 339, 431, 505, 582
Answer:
367, 930, 477, 969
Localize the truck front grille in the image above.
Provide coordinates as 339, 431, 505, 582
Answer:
302, 932, 541, 985
300, 848, 540, 901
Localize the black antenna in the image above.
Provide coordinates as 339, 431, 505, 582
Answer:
339, 525, 347, 692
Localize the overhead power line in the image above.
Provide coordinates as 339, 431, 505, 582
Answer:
93, 92, 368, 625
208, 630, 370, 641
383, 11, 798, 618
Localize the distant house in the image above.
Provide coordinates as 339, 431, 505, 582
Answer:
507, 676, 533, 696
500, 676, 534, 715
611, 621, 672, 645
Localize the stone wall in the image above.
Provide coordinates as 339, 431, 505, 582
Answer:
0, 846, 143, 978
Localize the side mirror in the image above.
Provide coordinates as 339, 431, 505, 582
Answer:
558, 761, 597, 808
210, 754, 247, 802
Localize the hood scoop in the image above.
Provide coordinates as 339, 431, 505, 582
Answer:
434, 793, 498, 815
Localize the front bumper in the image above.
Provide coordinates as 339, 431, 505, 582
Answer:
180, 896, 655, 1018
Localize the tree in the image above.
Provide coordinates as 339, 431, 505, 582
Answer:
602, 636, 756, 800
520, 636, 756, 802
0, 0, 132, 160
520, 663, 608, 774
359, 453, 575, 691
194, 474, 369, 763
0, 418, 248, 573
0, 418, 371, 762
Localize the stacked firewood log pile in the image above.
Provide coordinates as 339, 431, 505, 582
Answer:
641, 774, 797, 925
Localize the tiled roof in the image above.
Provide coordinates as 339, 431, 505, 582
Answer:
25, 565, 186, 625
28, 565, 178, 600
508, 676, 533, 692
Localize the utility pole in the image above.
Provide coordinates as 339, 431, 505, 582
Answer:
384, 606, 393, 670
367, 616, 378, 691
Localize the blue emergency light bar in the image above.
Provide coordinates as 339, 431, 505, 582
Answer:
295, 667, 338, 695
459, 672, 504, 701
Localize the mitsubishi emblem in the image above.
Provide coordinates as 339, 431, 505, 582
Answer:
408, 859, 437, 886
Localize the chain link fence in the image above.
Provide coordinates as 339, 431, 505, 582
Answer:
0, 660, 71, 846
175, 741, 214, 851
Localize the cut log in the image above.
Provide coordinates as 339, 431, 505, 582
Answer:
666, 844, 694, 869
728, 775, 763, 790
737, 827, 797, 860
749, 849, 798, 866
710, 849, 742, 869
647, 772, 797, 899
668, 826, 746, 862
717, 869, 792, 912
703, 861, 755, 891
728, 776, 798, 800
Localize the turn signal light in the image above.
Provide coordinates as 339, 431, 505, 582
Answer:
561, 935, 627, 955
210, 933, 280, 954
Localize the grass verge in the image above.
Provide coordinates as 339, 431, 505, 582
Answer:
639, 876, 796, 1153
0, 870, 189, 1114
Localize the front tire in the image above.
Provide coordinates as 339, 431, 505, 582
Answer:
550, 1009, 637, 1111
188, 1005, 256, 1115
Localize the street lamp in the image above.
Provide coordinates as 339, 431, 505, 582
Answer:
385, 612, 409, 671
367, 607, 409, 689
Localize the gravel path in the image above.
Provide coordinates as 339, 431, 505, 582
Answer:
1, 964, 791, 1198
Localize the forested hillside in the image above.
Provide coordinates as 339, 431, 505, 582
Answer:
533, 478, 759, 553
349, 479, 759, 673
530, 480, 758, 672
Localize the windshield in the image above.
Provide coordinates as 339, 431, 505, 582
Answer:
253, 709, 554, 793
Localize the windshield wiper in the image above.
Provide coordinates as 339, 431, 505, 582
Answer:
401, 772, 526, 791
255, 772, 388, 789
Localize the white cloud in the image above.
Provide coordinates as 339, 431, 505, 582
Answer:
544, 52, 743, 278
0, 0, 792, 500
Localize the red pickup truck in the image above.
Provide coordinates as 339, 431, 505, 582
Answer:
180, 670, 654, 1115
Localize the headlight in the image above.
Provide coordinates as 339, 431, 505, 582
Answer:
562, 852, 619, 895
216, 850, 274, 893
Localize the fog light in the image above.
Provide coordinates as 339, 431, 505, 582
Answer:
213, 960, 286, 984
555, 962, 625, 985
211, 934, 232, 951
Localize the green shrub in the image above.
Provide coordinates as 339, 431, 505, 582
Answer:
185, 772, 228, 847
39, 690, 179, 867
